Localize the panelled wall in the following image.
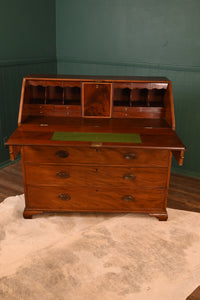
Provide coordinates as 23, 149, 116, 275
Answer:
56, 0, 200, 178
1, 1, 200, 178
0, 1, 57, 167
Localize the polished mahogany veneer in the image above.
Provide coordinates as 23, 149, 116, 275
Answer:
6, 74, 185, 220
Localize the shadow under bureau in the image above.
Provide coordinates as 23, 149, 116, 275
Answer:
6, 75, 186, 220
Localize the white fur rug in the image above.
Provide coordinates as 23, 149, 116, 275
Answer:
0, 194, 200, 300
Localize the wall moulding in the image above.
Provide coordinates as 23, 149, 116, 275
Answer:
57, 57, 200, 73
0, 57, 56, 67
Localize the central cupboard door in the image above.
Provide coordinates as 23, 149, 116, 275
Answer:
82, 83, 112, 117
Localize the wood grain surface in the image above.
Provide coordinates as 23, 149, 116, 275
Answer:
1, 161, 199, 212
23, 145, 170, 166
25, 165, 168, 188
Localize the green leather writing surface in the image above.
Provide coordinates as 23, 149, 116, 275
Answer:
52, 132, 142, 143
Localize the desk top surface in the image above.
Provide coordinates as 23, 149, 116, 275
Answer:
6, 117, 185, 150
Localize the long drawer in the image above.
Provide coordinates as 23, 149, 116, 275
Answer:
23, 146, 169, 167
26, 186, 165, 211
25, 164, 168, 188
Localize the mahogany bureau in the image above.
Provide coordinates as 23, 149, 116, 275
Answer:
6, 75, 185, 220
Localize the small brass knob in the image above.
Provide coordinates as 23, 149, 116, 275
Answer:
56, 171, 70, 178
58, 193, 71, 201
122, 195, 135, 202
55, 150, 69, 158
123, 173, 136, 180
123, 153, 137, 160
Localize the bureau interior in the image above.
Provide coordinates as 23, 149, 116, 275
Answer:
20, 78, 171, 126
26, 81, 81, 106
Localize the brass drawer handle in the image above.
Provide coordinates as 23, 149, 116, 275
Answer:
55, 150, 69, 158
123, 153, 137, 160
56, 171, 70, 178
123, 173, 136, 180
122, 195, 135, 202
91, 142, 102, 147
58, 193, 71, 201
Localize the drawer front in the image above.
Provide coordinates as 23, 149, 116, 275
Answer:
23, 146, 169, 167
26, 186, 165, 211
25, 165, 168, 188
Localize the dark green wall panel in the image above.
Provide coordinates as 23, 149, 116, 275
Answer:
0, 1, 56, 167
0, 0, 56, 61
56, 0, 200, 68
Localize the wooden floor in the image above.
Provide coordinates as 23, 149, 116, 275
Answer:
0, 160, 24, 202
0, 160, 200, 300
